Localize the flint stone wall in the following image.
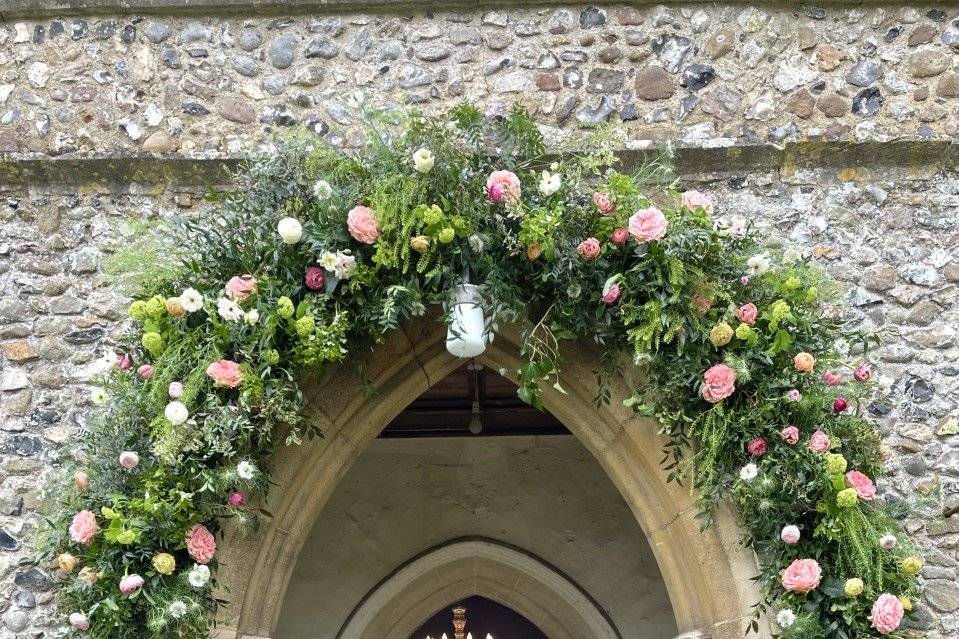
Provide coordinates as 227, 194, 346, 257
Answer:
0, 2, 958, 638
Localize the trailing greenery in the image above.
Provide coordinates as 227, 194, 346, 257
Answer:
37, 106, 921, 638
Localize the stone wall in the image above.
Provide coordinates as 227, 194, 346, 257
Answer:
0, 1, 957, 638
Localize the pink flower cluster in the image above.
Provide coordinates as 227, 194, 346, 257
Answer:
780, 425, 799, 445
593, 191, 615, 215
681, 190, 713, 213
701, 364, 736, 403
747, 438, 767, 457
185, 523, 217, 564
808, 430, 830, 453
735, 303, 757, 325
206, 359, 243, 388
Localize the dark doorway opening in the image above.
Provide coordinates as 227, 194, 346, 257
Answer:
409, 595, 548, 639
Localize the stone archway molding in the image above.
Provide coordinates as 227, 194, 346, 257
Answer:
336, 537, 620, 639
214, 318, 769, 639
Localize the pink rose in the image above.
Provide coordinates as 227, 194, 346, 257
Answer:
305, 266, 325, 290
119, 574, 144, 596
871, 593, 904, 635
610, 227, 628, 244
854, 365, 872, 382
136, 364, 154, 379
577, 238, 601, 260
780, 525, 801, 544
628, 207, 668, 243
747, 437, 768, 457
787, 389, 802, 401
833, 397, 848, 413
73, 471, 89, 491
347, 205, 380, 244
681, 190, 713, 213
701, 364, 736, 403
822, 370, 841, 386
486, 170, 521, 203
780, 425, 799, 445
115, 353, 132, 370
593, 191, 615, 215
229, 492, 246, 508
793, 352, 816, 372
69, 612, 90, 630
735, 303, 757, 325
118, 451, 139, 470
185, 523, 216, 564
206, 359, 243, 388
225, 275, 257, 301
808, 430, 830, 454
845, 470, 877, 500
602, 284, 621, 305
69, 510, 97, 545
781, 558, 822, 593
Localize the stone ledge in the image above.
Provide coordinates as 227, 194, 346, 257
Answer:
0, 140, 955, 188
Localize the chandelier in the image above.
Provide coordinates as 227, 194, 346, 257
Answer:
424, 604, 494, 639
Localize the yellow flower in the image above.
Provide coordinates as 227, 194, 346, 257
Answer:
152, 552, 176, 575
57, 553, 77, 573
410, 235, 430, 254
709, 322, 733, 347
165, 297, 186, 318
901, 556, 922, 577
77, 566, 99, 584
898, 595, 912, 611
844, 578, 864, 597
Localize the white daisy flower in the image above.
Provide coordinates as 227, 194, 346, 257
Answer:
776, 609, 796, 628
90, 387, 109, 404
739, 463, 758, 481
318, 251, 338, 271
179, 288, 204, 313
313, 180, 333, 200
168, 600, 188, 619
537, 170, 561, 196
236, 460, 257, 481
746, 253, 771, 276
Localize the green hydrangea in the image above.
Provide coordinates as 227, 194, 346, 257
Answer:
277, 296, 295, 319
145, 295, 166, 318
116, 529, 136, 545
128, 300, 148, 320
295, 315, 315, 338
438, 227, 455, 244
421, 204, 444, 226
805, 287, 818, 303
782, 276, 801, 291
769, 299, 792, 323
141, 332, 165, 357
825, 453, 848, 475
264, 349, 280, 365
836, 488, 858, 508
735, 323, 755, 341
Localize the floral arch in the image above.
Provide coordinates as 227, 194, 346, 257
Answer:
39, 106, 921, 639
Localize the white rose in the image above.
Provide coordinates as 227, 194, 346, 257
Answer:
776, 610, 796, 628
746, 253, 771, 276
277, 217, 303, 244
179, 288, 204, 313
244, 309, 260, 325
538, 170, 561, 196
739, 463, 758, 481
236, 460, 256, 481
217, 298, 243, 322
313, 180, 332, 200
164, 401, 189, 426
90, 387, 109, 404
412, 148, 435, 173
187, 564, 210, 588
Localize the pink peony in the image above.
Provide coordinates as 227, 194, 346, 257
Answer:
701, 364, 736, 403
781, 558, 822, 593
118, 451, 139, 470
593, 191, 615, 215
747, 437, 768, 457
735, 303, 757, 325
610, 227, 628, 244
206, 359, 243, 388
119, 574, 144, 596
115, 353, 132, 370
73, 471, 89, 491
780, 525, 801, 544
808, 430, 830, 454
136, 364, 154, 379
628, 207, 668, 243
577, 238, 601, 260
185, 523, 216, 564
69, 510, 97, 545
833, 397, 849, 413
822, 370, 841, 386
845, 470, 877, 500
681, 190, 713, 213
305, 266, 325, 290
486, 170, 521, 203
854, 365, 872, 382
780, 425, 800, 445
602, 284, 621, 305
229, 492, 246, 508
69, 612, 90, 630
871, 593, 904, 634
347, 205, 380, 244
225, 275, 257, 301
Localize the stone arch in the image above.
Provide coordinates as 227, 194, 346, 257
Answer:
215, 319, 768, 639
336, 537, 619, 639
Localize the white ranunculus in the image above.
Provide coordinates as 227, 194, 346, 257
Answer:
168, 381, 184, 399
412, 148, 435, 173
164, 401, 189, 426
179, 288, 204, 313
244, 309, 260, 325
187, 564, 210, 588
879, 533, 898, 550
236, 460, 256, 481
90, 387, 108, 404
538, 170, 561, 196
746, 252, 771, 276
217, 298, 243, 322
775, 610, 796, 628
168, 600, 188, 618
277, 217, 303, 244
739, 463, 758, 481
313, 179, 333, 200
318, 251, 338, 271
332, 251, 356, 279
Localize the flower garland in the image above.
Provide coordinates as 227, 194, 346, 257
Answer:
37, 106, 922, 639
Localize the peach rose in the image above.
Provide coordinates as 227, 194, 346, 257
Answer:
593, 191, 615, 215
347, 205, 380, 244
735, 303, 757, 325
808, 430, 830, 454
185, 523, 216, 564
793, 352, 816, 372
681, 190, 713, 213
871, 593, 904, 634
69, 510, 97, 545
577, 238, 601, 260
845, 470, 877, 500
486, 170, 521, 203
701, 363, 736, 403
781, 558, 821, 593
628, 207, 668, 243
206, 359, 243, 388
225, 275, 257, 301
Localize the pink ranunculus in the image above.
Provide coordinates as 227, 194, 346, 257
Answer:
602, 284, 621, 305
854, 365, 872, 382
871, 593, 905, 635
136, 364, 154, 379
833, 397, 849, 413
846, 470, 877, 500
593, 191, 615, 215
118, 451, 139, 470
229, 492, 246, 507
69, 612, 90, 630
780, 525, 801, 544
225, 275, 257, 301
780, 425, 800, 445
69, 510, 97, 545
73, 471, 89, 491
781, 558, 822, 593
735, 303, 757, 325
822, 370, 841, 386
305, 266, 325, 290
185, 523, 216, 564
701, 364, 736, 404
119, 574, 144, 596
115, 353, 132, 370
681, 190, 713, 213
628, 207, 668, 243
787, 389, 802, 401
739, 276, 750, 286
577, 238, 601, 260
747, 437, 768, 457
485, 170, 521, 204
347, 205, 380, 244
610, 227, 628, 244
206, 359, 243, 388
808, 430, 830, 454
